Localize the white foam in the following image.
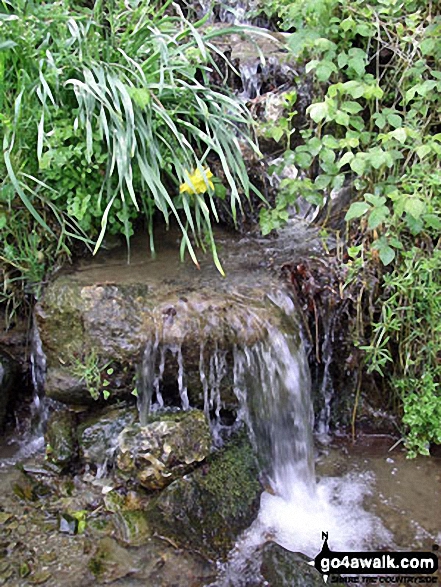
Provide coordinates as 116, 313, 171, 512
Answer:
257, 471, 393, 558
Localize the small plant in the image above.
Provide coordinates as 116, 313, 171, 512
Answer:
259, 0, 441, 454
71, 350, 111, 401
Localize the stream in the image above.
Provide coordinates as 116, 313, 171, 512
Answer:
1, 222, 440, 586
1, 3, 441, 585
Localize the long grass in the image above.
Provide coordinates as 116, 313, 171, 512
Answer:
1, 0, 262, 282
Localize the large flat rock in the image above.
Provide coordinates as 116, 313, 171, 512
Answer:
35, 227, 312, 407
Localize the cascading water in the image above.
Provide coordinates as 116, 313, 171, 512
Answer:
316, 313, 337, 441
233, 328, 315, 498
211, 298, 392, 586
4, 322, 50, 462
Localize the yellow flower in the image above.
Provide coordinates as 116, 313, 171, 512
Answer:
179, 167, 214, 195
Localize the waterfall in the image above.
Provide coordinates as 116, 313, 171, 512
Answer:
239, 62, 262, 100
210, 301, 391, 586
233, 328, 315, 498
30, 323, 49, 434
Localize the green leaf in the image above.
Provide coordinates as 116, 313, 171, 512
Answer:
368, 148, 388, 169
345, 201, 371, 221
314, 174, 332, 189
340, 17, 354, 32
389, 128, 407, 144
341, 101, 363, 114
420, 38, 435, 55
365, 194, 386, 207
294, 151, 313, 168
416, 144, 431, 159
332, 174, 345, 190
378, 244, 395, 265
305, 60, 320, 74
387, 113, 402, 128
307, 102, 328, 123
374, 114, 386, 130
335, 110, 350, 126
355, 23, 372, 37
405, 214, 423, 235
347, 55, 366, 77
322, 135, 340, 149
316, 61, 337, 82
368, 205, 389, 229
404, 198, 426, 219
338, 152, 354, 168
350, 155, 366, 176
423, 214, 441, 230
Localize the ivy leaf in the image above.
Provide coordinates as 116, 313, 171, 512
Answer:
314, 174, 332, 189
387, 113, 402, 128
368, 205, 390, 229
338, 151, 354, 168
404, 198, 426, 219
389, 128, 407, 144
416, 144, 431, 159
350, 155, 366, 175
307, 102, 329, 123
341, 101, 363, 114
423, 214, 441, 230
378, 244, 395, 265
316, 61, 337, 81
345, 201, 371, 221
374, 114, 386, 130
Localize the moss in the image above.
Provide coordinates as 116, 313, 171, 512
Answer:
147, 431, 261, 559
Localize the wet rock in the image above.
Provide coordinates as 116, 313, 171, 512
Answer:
261, 543, 325, 586
261, 543, 344, 586
115, 410, 211, 490
147, 432, 261, 558
0, 349, 18, 429
78, 406, 137, 469
58, 512, 79, 535
35, 228, 288, 407
113, 511, 151, 546
28, 569, 52, 584
88, 536, 138, 583
45, 410, 77, 468
12, 471, 52, 501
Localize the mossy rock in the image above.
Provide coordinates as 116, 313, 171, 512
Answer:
45, 410, 78, 468
261, 543, 345, 586
78, 405, 137, 468
147, 432, 261, 559
0, 349, 18, 430
115, 409, 212, 490
35, 239, 288, 407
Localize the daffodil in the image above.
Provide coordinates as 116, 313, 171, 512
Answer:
179, 167, 214, 195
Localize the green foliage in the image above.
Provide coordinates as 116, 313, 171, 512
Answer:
260, 0, 441, 454
0, 0, 260, 315
71, 349, 111, 401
